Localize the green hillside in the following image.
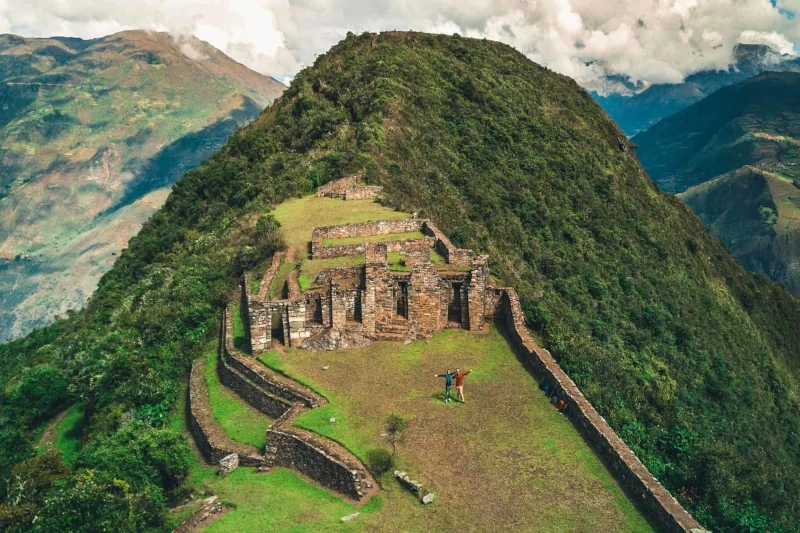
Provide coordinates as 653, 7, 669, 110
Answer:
0, 30, 284, 342
680, 166, 800, 295
2, 31, 800, 532
632, 72, 800, 192
633, 72, 800, 296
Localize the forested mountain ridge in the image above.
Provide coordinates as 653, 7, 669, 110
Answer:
634, 72, 800, 296
0, 30, 284, 342
1, 31, 799, 532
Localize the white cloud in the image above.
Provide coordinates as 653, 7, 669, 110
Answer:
3, 0, 798, 88
739, 29, 797, 54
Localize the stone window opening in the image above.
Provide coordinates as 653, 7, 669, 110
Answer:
311, 296, 323, 324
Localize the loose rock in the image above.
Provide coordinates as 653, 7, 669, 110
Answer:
218, 453, 239, 476
341, 512, 360, 522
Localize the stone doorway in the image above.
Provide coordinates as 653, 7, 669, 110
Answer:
271, 311, 285, 346
396, 282, 409, 319
448, 282, 462, 325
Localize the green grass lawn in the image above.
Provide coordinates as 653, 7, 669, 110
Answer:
269, 262, 296, 299
203, 349, 271, 450
37, 404, 85, 467
272, 196, 410, 253
323, 230, 424, 247
55, 404, 85, 466
252, 328, 653, 533
231, 304, 248, 350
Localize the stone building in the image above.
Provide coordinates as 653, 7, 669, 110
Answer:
244, 218, 494, 351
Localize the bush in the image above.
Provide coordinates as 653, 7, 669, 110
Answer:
32, 470, 155, 533
254, 214, 286, 259
366, 448, 394, 476
8, 365, 69, 428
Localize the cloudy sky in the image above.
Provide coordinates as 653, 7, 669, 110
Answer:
2, 0, 799, 88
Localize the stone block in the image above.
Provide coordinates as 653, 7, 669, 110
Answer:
218, 453, 239, 475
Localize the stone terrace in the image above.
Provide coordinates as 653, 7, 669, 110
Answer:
315, 174, 383, 201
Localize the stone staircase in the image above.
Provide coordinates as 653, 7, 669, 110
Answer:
374, 317, 411, 341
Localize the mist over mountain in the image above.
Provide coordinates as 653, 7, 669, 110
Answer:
594, 44, 800, 136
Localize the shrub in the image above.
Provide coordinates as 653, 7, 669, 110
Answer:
366, 448, 394, 476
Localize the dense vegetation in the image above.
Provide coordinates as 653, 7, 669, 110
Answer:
1, 31, 800, 532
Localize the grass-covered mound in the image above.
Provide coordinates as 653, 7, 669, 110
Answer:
1, 31, 800, 531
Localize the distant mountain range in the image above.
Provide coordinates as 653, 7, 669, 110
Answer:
593, 44, 800, 136
0, 30, 284, 341
633, 72, 800, 296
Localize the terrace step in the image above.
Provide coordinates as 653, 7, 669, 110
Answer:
374, 332, 406, 341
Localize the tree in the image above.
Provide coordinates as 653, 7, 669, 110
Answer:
384, 412, 409, 458
254, 214, 286, 259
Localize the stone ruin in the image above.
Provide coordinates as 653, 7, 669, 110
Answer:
315, 174, 383, 201
244, 217, 494, 352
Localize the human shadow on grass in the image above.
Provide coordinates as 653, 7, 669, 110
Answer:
429, 391, 461, 405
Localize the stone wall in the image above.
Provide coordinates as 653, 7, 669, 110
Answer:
316, 175, 363, 198
420, 220, 475, 267
316, 175, 383, 201
216, 305, 374, 500
217, 353, 293, 419
188, 358, 264, 468
344, 185, 383, 200
407, 250, 444, 336
266, 404, 371, 500
223, 306, 322, 408
465, 257, 489, 331
312, 236, 435, 260
311, 219, 424, 259
497, 288, 706, 533
257, 252, 286, 299
366, 244, 397, 333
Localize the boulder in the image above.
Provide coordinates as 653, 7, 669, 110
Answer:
422, 493, 435, 504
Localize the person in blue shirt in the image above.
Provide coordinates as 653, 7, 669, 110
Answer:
434, 370, 456, 403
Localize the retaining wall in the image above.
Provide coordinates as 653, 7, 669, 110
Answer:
316, 175, 363, 198
266, 404, 369, 500
188, 358, 264, 467
312, 236, 435, 260
257, 252, 286, 299
311, 219, 424, 258
498, 288, 706, 533
217, 355, 293, 419
216, 304, 374, 501
420, 220, 474, 266
223, 305, 321, 408
344, 185, 383, 200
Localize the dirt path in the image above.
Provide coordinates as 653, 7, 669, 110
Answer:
36, 406, 72, 449
172, 496, 231, 533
